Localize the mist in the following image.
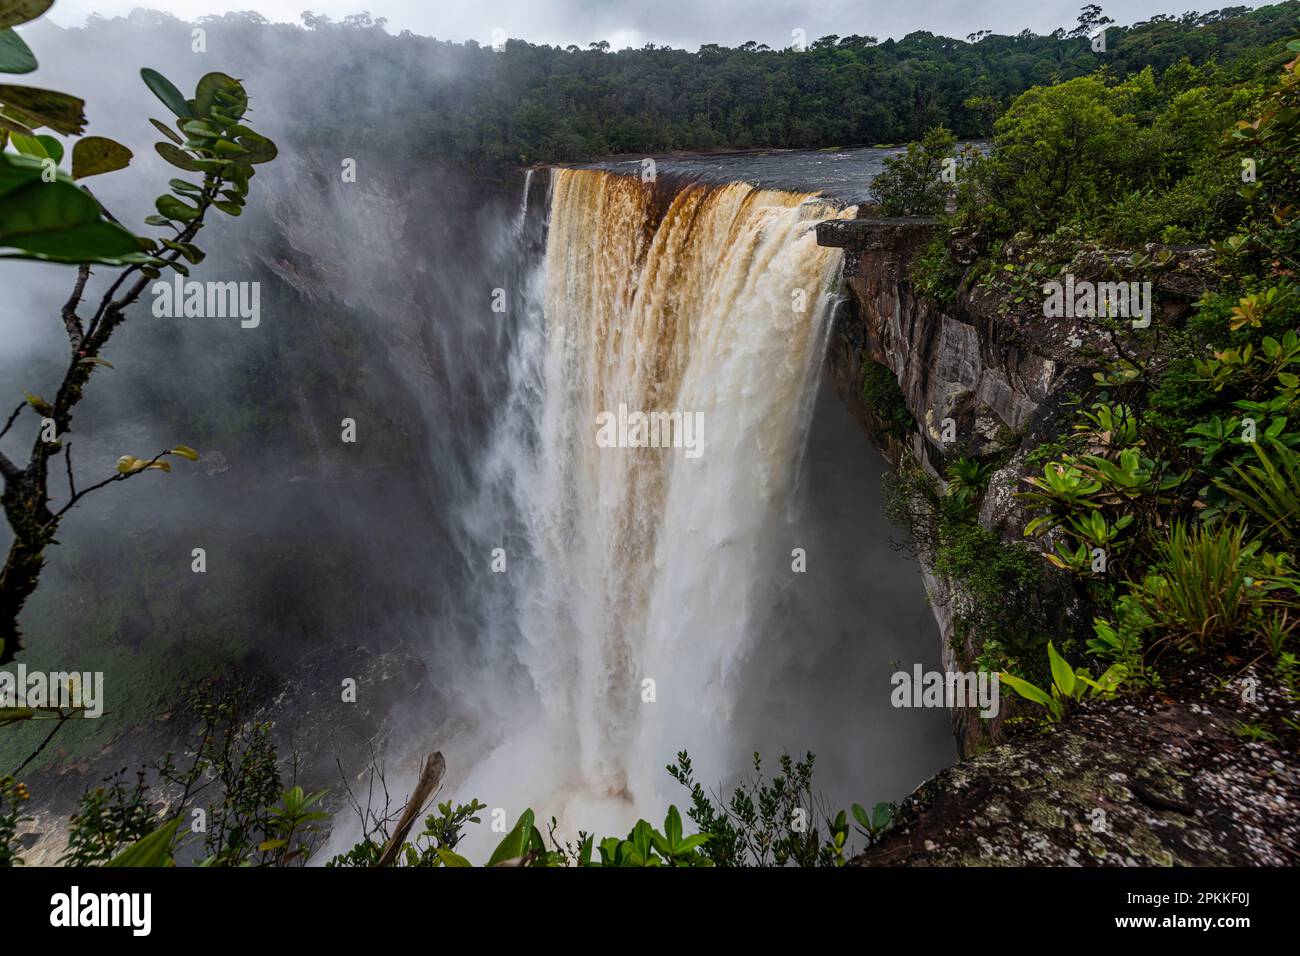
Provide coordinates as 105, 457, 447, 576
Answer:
2, 10, 951, 860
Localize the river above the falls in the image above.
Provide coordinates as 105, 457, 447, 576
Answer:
580, 145, 906, 203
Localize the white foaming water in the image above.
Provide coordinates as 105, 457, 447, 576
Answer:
513, 167, 534, 236
444, 168, 860, 845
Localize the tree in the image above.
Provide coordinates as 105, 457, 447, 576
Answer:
1071, 4, 1115, 39
0, 1, 277, 662
975, 76, 1138, 233
869, 125, 957, 216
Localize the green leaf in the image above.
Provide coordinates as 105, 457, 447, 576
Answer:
664, 804, 683, 847
435, 848, 472, 867
150, 118, 182, 144
161, 239, 204, 263
34, 133, 60, 164
236, 131, 277, 165
213, 138, 248, 156
999, 671, 1055, 710
140, 68, 193, 119
181, 119, 221, 139
676, 834, 709, 853
107, 818, 180, 867
0, 152, 143, 262
155, 193, 199, 222
1047, 642, 1076, 696
0, 84, 85, 134
154, 141, 201, 172
169, 444, 199, 461
194, 72, 245, 120
71, 135, 132, 179
597, 836, 621, 865
0, 28, 36, 73
486, 809, 535, 866
0, 1, 53, 30
7, 130, 43, 157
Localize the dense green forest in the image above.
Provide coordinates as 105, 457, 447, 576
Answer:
73, 3, 1300, 166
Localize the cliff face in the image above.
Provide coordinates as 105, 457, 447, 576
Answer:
820, 217, 1090, 754
821, 218, 1059, 455
819, 217, 1300, 866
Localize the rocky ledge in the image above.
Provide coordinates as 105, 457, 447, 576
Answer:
850, 664, 1299, 866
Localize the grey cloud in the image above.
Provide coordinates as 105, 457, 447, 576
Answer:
46, 0, 1264, 49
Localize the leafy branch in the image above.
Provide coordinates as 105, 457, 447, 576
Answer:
0, 3, 276, 662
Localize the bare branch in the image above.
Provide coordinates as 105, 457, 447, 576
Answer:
376, 751, 446, 867
87, 184, 216, 344
60, 264, 91, 351
63, 442, 76, 500
9, 712, 72, 777
51, 448, 173, 523
0, 403, 23, 442
86, 266, 138, 342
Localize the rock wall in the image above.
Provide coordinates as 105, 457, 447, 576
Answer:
819, 219, 1216, 752
820, 217, 1084, 754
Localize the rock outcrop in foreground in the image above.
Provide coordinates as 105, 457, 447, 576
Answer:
852, 664, 1298, 866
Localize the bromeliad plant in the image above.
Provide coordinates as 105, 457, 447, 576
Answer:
999, 641, 1124, 722
1073, 401, 1142, 457
1213, 437, 1300, 547
1020, 461, 1102, 535
944, 456, 997, 520
1020, 442, 1184, 575
1182, 324, 1299, 530
1192, 328, 1300, 399
0, 18, 276, 662
1122, 521, 1299, 654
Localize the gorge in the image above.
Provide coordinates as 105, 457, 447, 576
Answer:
7, 143, 960, 861
5, 6, 1298, 873
381, 162, 960, 854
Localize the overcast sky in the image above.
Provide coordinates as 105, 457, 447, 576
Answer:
45, 1, 1255, 50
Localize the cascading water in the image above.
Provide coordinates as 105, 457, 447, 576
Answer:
453, 168, 879, 837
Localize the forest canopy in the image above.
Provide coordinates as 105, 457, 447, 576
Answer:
62, 3, 1300, 167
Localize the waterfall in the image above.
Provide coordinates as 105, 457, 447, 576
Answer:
513, 167, 535, 236
455, 168, 860, 833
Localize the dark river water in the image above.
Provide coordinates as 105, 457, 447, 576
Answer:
585, 146, 907, 203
